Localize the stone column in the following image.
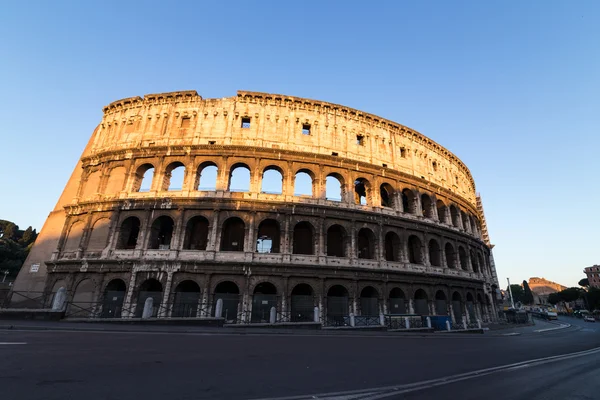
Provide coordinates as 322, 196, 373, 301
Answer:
282, 215, 291, 254
215, 158, 229, 191
244, 212, 256, 253
428, 300, 435, 316
200, 275, 210, 317
208, 210, 220, 252
408, 298, 415, 314
318, 218, 326, 256
158, 271, 174, 318
170, 209, 186, 250
123, 271, 138, 318
449, 303, 456, 324
350, 224, 357, 261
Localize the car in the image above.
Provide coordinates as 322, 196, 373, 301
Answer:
584, 316, 595, 322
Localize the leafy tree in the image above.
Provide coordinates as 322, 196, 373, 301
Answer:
586, 288, 600, 311
579, 278, 590, 287
559, 287, 584, 303
0, 222, 18, 240
0, 219, 38, 280
19, 226, 37, 246
548, 292, 560, 305
522, 280, 535, 305
507, 284, 524, 304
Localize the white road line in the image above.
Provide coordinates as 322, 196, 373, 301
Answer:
534, 323, 570, 333
252, 345, 600, 400
0, 342, 27, 345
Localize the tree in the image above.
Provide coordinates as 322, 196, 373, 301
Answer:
579, 278, 590, 288
0, 219, 38, 281
559, 287, 584, 303
19, 226, 37, 246
586, 288, 600, 311
522, 280, 535, 305
507, 284, 524, 304
547, 292, 560, 305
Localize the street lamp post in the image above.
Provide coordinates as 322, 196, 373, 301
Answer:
1, 270, 8, 283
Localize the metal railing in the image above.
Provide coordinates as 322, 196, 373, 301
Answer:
354, 315, 381, 327
4, 291, 57, 309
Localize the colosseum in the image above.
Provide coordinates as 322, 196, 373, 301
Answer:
12, 90, 500, 326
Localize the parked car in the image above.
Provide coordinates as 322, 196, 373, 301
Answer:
584, 316, 595, 322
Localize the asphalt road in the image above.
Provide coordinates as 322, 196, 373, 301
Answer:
0, 317, 599, 400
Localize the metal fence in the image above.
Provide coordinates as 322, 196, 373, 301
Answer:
4, 291, 57, 309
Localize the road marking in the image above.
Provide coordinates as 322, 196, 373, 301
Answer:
502, 332, 521, 336
252, 345, 600, 400
0, 342, 27, 345
534, 323, 570, 333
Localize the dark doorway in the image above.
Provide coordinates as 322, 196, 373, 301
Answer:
172, 280, 200, 318
251, 282, 277, 323
135, 279, 163, 318
148, 216, 174, 249
101, 279, 126, 318
326, 285, 349, 326
290, 284, 314, 322
327, 225, 346, 257
183, 216, 209, 250
389, 287, 406, 314
220, 217, 245, 251
360, 286, 379, 316
293, 222, 314, 255
213, 281, 240, 323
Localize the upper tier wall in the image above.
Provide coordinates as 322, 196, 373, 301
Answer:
95, 90, 477, 205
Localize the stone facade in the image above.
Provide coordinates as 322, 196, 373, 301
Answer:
12, 90, 500, 324
583, 266, 600, 289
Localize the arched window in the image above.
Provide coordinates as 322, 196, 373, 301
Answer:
384, 231, 401, 261
87, 218, 110, 251
293, 221, 314, 255
229, 164, 251, 192
450, 205, 460, 227
101, 279, 126, 318
261, 167, 283, 194
196, 162, 218, 191
436, 200, 447, 223
220, 217, 245, 251
183, 216, 209, 250
135, 279, 162, 318
251, 282, 277, 323
133, 164, 154, 192
326, 174, 344, 202
458, 246, 468, 270
402, 189, 416, 214
435, 291, 448, 315
256, 219, 280, 253
291, 284, 314, 322
452, 292, 463, 319
360, 286, 379, 316
354, 178, 370, 205
326, 285, 349, 324
357, 228, 375, 259
63, 221, 84, 252
213, 281, 240, 323
294, 170, 313, 196
326, 225, 346, 257
421, 194, 433, 218
163, 162, 185, 191
380, 183, 394, 208
428, 239, 441, 266
148, 216, 174, 249
172, 280, 201, 318
389, 288, 406, 314
470, 216, 477, 235
461, 211, 469, 231
414, 289, 429, 315
445, 243, 456, 269
478, 253, 485, 275
116, 217, 140, 249
470, 250, 479, 273
408, 235, 423, 264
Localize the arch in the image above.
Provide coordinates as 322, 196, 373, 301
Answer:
413, 289, 429, 315
292, 221, 314, 255
452, 291, 463, 320
421, 194, 433, 218
101, 279, 126, 318
163, 162, 185, 191
148, 216, 174, 249
68, 279, 95, 318
360, 286, 379, 316
402, 189, 416, 214
81, 170, 101, 199
213, 281, 240, 323
384, 231, 401, 262
251, 282, 277, 323
135, 279, 163, 318
63, 221, 85, 252
436, 200, 447, 223
326, 285, 349, 325
450, 205, 460, 228
357, 228, 375, 259
294, 170, 313, 196
182, 216, 209, 250
461, 211, 469, 231
116, 216, 140, 249
87, 218, 110, 251
133, 163, 154, 192
326, 174, 344, 201
445, 243, 457, 269
435, 290, 448, 315
261, 167, 283, 194
228, 164, 251, 192
196, 162, 218, 191
256, 219, 280, 253
477, 253, 485, 275
290, 283, 314, 322
470, 249, 479, 273
428, 239, 441, 267
458, 246, 468, 271
104, 166, 126, 195
220, 217, 245, 252
326, 224, 347, 257
470, 216, 477, 235
172, 280, 201, 318
354, 178, 370, 205
380, 183, 394, 208
407, 235, 423, 264
388, 287, 406, 314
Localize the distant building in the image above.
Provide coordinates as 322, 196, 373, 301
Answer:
583, 265, 600, 289
528, 277, 567, 305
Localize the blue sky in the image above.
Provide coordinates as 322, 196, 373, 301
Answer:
1, 1, 598, 288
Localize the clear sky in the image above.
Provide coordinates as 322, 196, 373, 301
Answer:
1, 1, 598, 288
